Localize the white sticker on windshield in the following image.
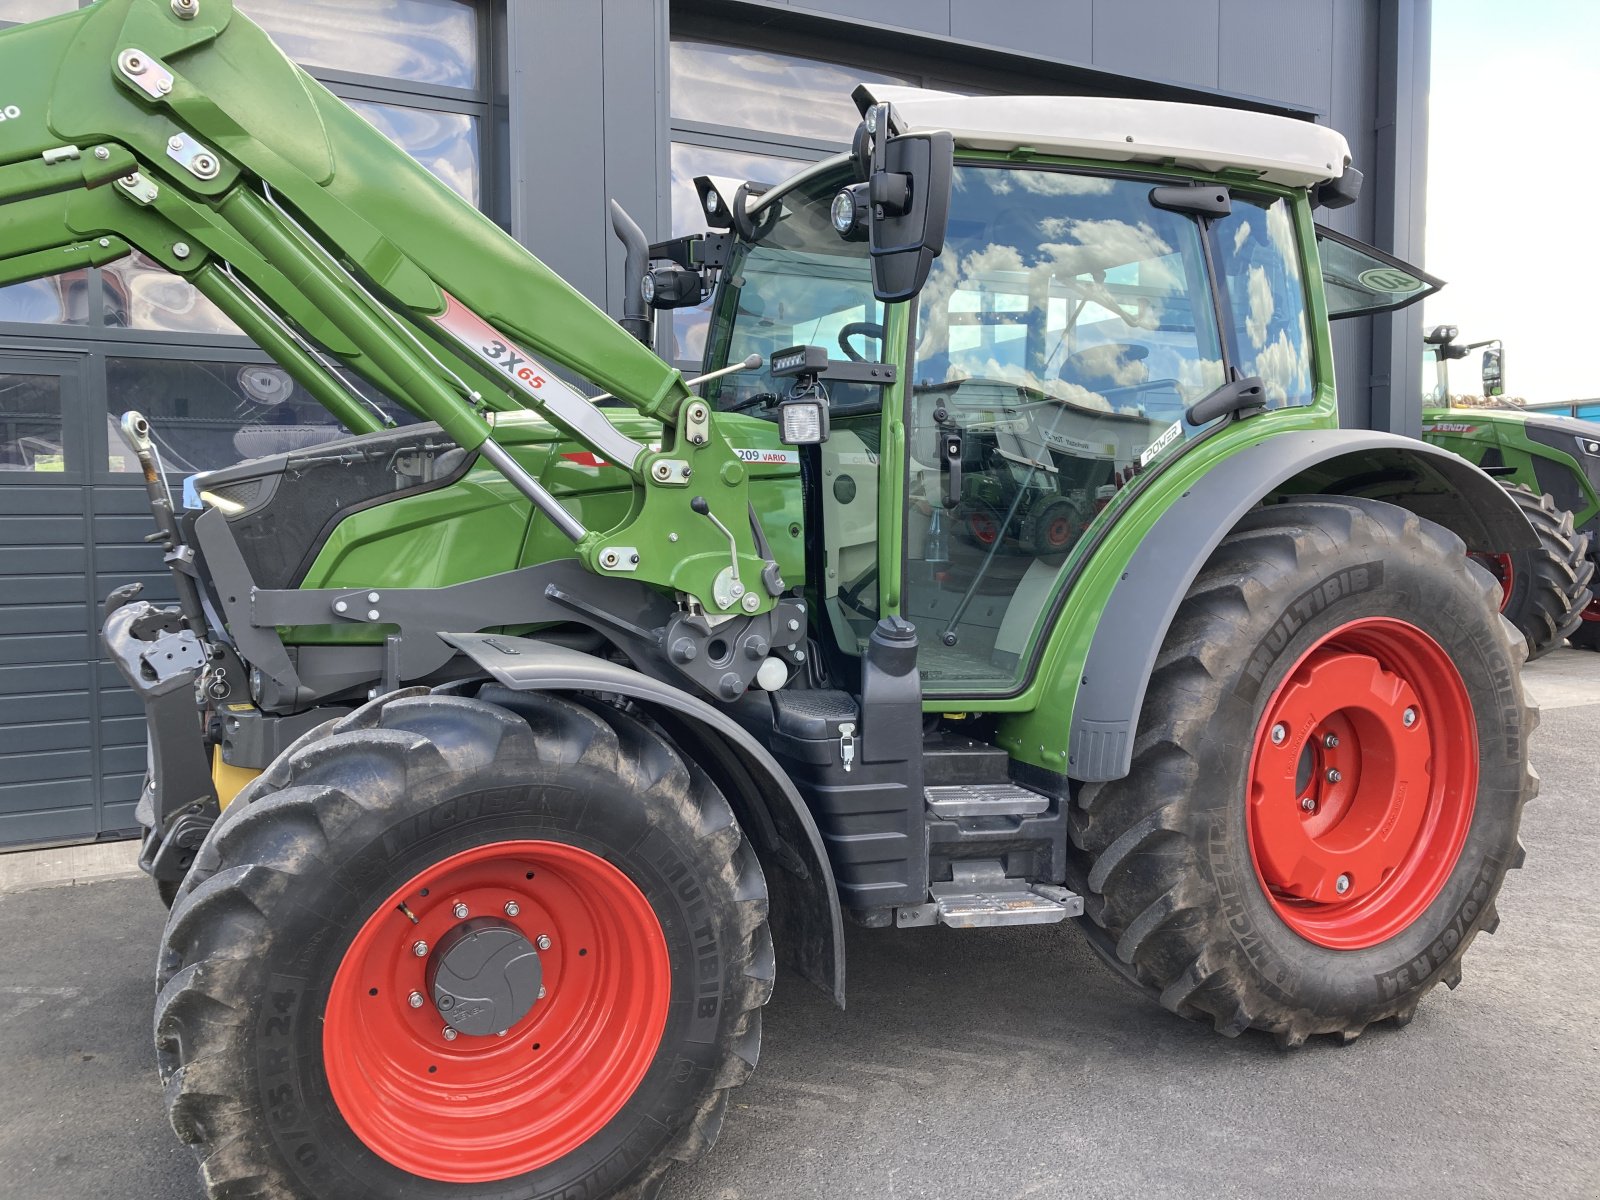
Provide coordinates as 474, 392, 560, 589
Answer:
1139, 420, 1183, 467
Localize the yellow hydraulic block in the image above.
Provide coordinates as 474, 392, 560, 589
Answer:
212, 747, 262, 811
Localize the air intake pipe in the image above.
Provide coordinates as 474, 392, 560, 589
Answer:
609, 199, 654, 346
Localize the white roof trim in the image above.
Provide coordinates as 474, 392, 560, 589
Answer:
864, 86, 1351, 189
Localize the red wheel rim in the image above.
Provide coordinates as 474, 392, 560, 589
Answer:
969, 511, 1000, 545
323, 840, 670, 1183
1246, 617, 1478, 950
1583, 594, 1600, 622
1472, 552, 1514, 612
1044, 513, 1074, 550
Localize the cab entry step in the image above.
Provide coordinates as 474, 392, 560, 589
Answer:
924, 782, 1049, 818
895, 860, 1084, 929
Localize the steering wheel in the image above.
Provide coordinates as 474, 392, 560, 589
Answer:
725, 391, 781, 415
838, 321, 886, 363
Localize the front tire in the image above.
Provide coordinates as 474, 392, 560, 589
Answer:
155, 688, 771, 1199
1069, 497, 1537, 1045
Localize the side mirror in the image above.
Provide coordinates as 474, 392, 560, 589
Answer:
1482, 346, 1505, 397
835, 103, 953, 304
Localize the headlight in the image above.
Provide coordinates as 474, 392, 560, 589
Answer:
779, 397, 829, 445
830, 184, 868, 240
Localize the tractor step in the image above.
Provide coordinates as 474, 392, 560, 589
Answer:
895, 861, 1083, 929
924, 782, 1049, 818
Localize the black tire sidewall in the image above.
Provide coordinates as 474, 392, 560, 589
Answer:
1188, 528, 1525, 1022
251, 762, 734, 1200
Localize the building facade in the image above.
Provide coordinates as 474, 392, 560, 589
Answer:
0, 0, 1431, 848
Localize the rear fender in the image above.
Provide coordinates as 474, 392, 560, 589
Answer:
439, 632, 846, 1008
1068, 429, 1536, 783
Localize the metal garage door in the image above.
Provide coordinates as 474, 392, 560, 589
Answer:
0, 353, 170, 849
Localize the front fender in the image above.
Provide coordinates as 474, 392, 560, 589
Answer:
439, 632, 847, 1008
1066, 429, 1536, 784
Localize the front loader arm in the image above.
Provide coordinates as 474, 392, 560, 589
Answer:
0, 0, 778, 618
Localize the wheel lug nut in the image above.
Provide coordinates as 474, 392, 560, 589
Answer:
442, 1026, 458, 1042
452, 901, 469, 920
1325, 768, 1342, 784
1323, 733, 1339, 749
536, 934, 552, 951
538, 986, 547, 999
1335, 874, 1351, 895
1270, 723, 1287, 745
1300, 797, 1316, 813
504, 901, 521, 917
408, 991, 424, 1009
412, 940, 428, 957
1403, 707, 1418, 728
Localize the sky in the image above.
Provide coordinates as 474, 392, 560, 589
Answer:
1424, 0, 1600, 404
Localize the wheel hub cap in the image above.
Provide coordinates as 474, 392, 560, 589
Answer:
428, 918, 542, 1038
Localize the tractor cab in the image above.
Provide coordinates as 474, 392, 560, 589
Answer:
680, 89, 1335, 695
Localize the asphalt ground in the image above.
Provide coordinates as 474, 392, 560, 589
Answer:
3, 652, 1598, 1200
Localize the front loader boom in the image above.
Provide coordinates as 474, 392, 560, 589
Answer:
0, 0, 776, 618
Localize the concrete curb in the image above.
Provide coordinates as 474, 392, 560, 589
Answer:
0, 839, 143, 894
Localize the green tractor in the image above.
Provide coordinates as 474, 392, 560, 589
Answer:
1421, 325, 1598, 655
0, 4, 1545, 1198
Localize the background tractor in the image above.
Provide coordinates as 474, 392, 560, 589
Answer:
1422, 325, 1599, 654
0, 4, 1545, 1199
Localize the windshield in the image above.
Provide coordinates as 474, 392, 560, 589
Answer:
701, 167, 883, 413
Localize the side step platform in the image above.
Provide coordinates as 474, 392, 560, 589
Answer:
895, 861, 1083, 929
925, 782, 1049, 818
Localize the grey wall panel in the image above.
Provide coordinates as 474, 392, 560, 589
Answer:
1092, 0, 1220, 90
791, 0, 951, 36
1219, 0, 1333, 113
507, 2, 610, 308
0, 546, 87, 576
1328, 0, 1378, 429
0, 692, 91, 724
0, 661, 89, 696
0, 514, 84, 545
951, 0, 1092, 55
601, 0, 673, 310
0, 633, 89, 666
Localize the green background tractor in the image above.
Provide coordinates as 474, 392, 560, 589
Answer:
0, 4, 1545, 1199
1422, 326, 1599, 655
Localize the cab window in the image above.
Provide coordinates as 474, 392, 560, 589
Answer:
1213, 196, 1315, 408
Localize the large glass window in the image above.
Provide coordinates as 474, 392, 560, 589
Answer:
0, 375, 64, 474
102, 253, 239, 336
349, 100, 481, 205
0, 276, 91, 326
670, 40, 910, 143
240, 0, 479, 89
905, 164, 1229, 689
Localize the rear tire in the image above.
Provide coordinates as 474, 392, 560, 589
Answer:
1476, 483, 1593, 660
1069, 497, 1537, 1045
155, 688, 771, 1199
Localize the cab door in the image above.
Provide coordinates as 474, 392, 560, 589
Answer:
900, 162, 1321, 696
